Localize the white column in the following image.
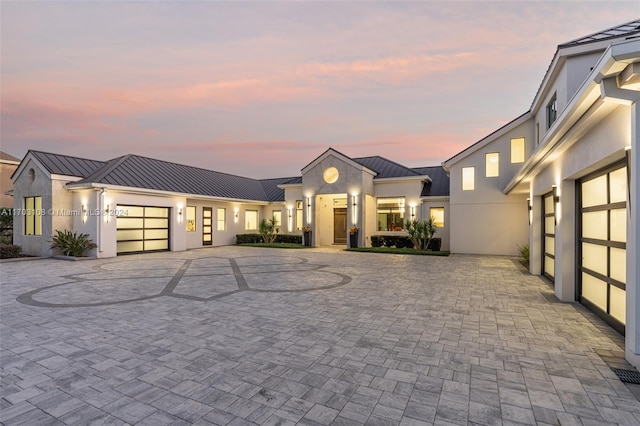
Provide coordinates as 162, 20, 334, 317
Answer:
626, 102, 640, 368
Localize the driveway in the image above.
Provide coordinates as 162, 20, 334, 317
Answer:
1, 247, 639, 425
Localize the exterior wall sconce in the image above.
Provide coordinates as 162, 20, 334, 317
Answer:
105, 203, 111, 223
626, 146, 632, 210
287, 207, 293, 232
527, 198, 532, 225
234, 208, 239, 223
410, 203, 416, 220
351, 194, 358, 225
177, 207, 183, 224
82, 202, 88, 224
306, 196, 312, 224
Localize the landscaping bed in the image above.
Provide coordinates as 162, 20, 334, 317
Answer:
346, 247, 450, 256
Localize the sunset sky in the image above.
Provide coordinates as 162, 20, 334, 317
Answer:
2, 1, 638, 178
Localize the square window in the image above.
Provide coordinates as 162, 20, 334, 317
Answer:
462, 167, 475, 191
510, 138, 525, 163
376, 197, 405, 231
245, 210, 258, 230
485, 153, 499, 177
430, 207, 445, 227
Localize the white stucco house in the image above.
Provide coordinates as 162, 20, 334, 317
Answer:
9, 19, 640, 368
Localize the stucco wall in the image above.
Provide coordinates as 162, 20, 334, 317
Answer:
421, 197, 450, 251
0, 162, 19, 207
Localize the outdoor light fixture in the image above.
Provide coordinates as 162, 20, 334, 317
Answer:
410, 203, 416, 220
351, 194, 358, 225
105, 204, 111, 223
552, 185, 560, 224
527, 198, 532, 225
82, 202, 88, 224
306, 196, 312, 224
287, 207, 293, 232
177, 207, 183, 223
234, 208, 239, 223
626, 146, 632, 210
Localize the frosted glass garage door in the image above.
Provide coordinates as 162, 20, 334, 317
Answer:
542, 192, 555, 282
116, 205, 170, 254
579, 163, 627, 334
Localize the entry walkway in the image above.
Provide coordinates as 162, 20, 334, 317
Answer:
1, 247, 639, 425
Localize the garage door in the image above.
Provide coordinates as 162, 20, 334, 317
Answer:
116, 205, 170, 254
578, 162, 627, 334
542, 191, 556, 282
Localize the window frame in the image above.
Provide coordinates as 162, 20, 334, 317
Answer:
217, 208, 226, 231
430, 207, 445, 228
186, 206, 196, 232
245, 209, 258, 231
546, 94, 557, 129
485, 152, 500, 177
510, 138, 525, 164
462, 167, 475, 191
376, 197, 406, 231
296, 200, 303, 230
24, 196, 43, 236
272, 210, 282, 227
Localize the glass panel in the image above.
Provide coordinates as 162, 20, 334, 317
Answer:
545, 237, 555, 256
609, 167, 627, 203
582, 242, 607, 276
511, 138, 525, 163
485, 153, 499, 177
203, 226, 211, 233
462, 167, 475, 191
34, 197, 42, 235
217, 208, 226, 231
117, 218, 144, 229
203, 234, 212, 242
377, 197, 405, 231
273, 211, 282, 227
144, 240, 168, 251
582, 211, 608, 240
545, 217, 555, 234
25, 197, 34, 235
117, 241, 144, 253
145, 207, 169, 217
203, 218, 212, 226
430, 208, 445, 227
296, 209, 303, 230
582, 175, 607, 208
117, 205, 144, 217
245, 211, 258, 230
145, 218, 168, 228
186, 206, 196, 232
145, 229, 168, 239
544, 194, 554, 214
610, 285, 626, 324
610, 247, 626, 284
203, 209, 212, 218
117, 229, 144, 240
610, 208, 626, 243
581, 273, 607, 311
333, 199, 347, 207
544, 256, 554, 277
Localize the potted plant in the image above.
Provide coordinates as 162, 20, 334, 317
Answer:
302, 226, 312, 247
349, 226, 359, 248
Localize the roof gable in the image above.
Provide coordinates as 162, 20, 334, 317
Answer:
352, 156, 420, 179
301, 148, 377, 176
28, 150, 107, 178
559, 19, 640, 48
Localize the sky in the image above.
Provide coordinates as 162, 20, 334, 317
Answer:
1, 1, 638, 178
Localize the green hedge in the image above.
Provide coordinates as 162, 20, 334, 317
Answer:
0, 244, 22, 259
371, 235, 441, 251
236, 234, 302, 245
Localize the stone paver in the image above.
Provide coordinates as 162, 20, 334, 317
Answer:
1, 247, 639, 425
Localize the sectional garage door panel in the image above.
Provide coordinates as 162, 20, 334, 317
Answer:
116, 205, 170, 254
542, 192, 556, 281
578, 162, 627, 334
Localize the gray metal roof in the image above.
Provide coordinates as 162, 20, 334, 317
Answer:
412, 166, 450, 197
260, 177, 302, 202
74, 154, 272, 201
29, 150, 107, 177
353, 156, 420, 178
0, 151, 20, 162
559, 19, 640, 48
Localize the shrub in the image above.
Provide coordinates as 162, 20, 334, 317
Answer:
0, 244, 22, 259
236, 234, 262, 244
518, 244, 530, 268
50, 230, 97, 257
371, 235, 383, 247
259, 216, 279, 243
404, 217, 438, 251
427, 238, 442, 251
237, 233, 303, 245
275, 234, 302, 244
0, 207, 13, 244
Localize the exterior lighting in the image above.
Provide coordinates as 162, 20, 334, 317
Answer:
234, 208, 239, 223
527, 198, 532, 225
306, 196, 312, 224
105, 203, 111, 223
351, 194, 358, 224
410, 203, 416, 220
177, 206, 183, 223
82, 201, 88, 224
552, 185, 560, 224
287, 207, 293, 232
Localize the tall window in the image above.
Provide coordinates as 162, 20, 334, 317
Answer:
511, 138, 525, 163
546, 94, 557, 129
296, 200, 303, 230
186, 206, 196, 232
430, 207, 445, 227
377, 197, 405, 231
485, 153, 499, 177
462, 167, 475, 191
272, 210, 282, 227
245, 210, 258, 230
24, 196, 43, 236
217, 208, 226, 231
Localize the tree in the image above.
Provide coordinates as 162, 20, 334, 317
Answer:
404, 216, 438, 251
259, 216, 279, 243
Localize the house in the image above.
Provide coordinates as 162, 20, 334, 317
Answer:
11, 149, 450, 258
0, 151, 21, 207
443, 19, 640, 368
10, 19, 640, 369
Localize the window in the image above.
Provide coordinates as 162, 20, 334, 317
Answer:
296, 200, 303, 230
430, 207, 445, 227
24, 196, 43, 236
217, 208, 226, 231
186, 206, 196, 232
485, 153, 499, 177
462, 167, 475, 191
511, 138, 525, 163
546, 95, 557, 129
377, 197, 405, 231
535, 123, 540, 145
272, 210, 282, 227
245, 210, 258, 230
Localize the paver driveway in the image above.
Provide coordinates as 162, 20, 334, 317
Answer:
1, 247, 639, 425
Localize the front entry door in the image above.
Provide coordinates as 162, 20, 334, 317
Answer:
203, 207, 212, 246
334, 208, 347, 244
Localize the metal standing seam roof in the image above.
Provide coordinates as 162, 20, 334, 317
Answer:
260, 177, 303, 202
352, 156, 421, 178
412, 166, 450, 197
29, 151, 107, 178
559, 19, 640, 48
0, 151, 21, 162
